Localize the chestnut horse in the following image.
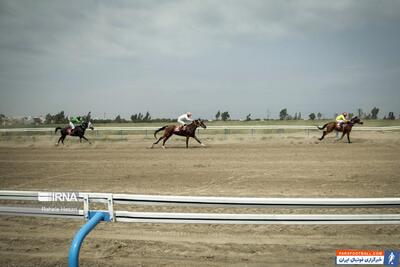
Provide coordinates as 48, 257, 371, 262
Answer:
151, 119, 206, 149
317, 116, 363, 143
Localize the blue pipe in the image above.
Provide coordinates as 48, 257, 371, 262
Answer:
69, 211, 110, 267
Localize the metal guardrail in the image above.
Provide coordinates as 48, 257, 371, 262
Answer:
1, 125, 400, 133
1, 190, 400, 224
3, 206, 400, 225
1, 190, 399, 266
2, 190, 400, 206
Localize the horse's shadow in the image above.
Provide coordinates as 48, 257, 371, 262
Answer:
148, 145, 207, 149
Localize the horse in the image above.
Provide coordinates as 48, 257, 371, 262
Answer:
317, 116, 363, 143
55, 121, 94, 145
151, 119, 207, 149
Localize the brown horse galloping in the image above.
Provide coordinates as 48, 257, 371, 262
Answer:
317, 116, 363, 143
151, 119, 207, 149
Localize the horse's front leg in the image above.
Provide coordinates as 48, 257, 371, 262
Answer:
193, 136, 205, 147
347, 132, 352, 143
186, 136, 189, 149
82, 136, 91, 144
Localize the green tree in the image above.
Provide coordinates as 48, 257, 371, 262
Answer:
54, 111, 67, 124
45, 113, 53, 124
245, 113, 251, 121
115, 115, 122, 123
279, 108, 288, 120
130, 114, 138, 122
143, 111, 151, 121
357, 108, 363, 118
387, 112, 395, 120
317, 112, 322, 120
0, 114, 5, 124
221, 111, 230, 121
371, 107, 379, 119
309, 113, 316, 120
215, 110, 221, 121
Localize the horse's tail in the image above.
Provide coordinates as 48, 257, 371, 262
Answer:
55, 127, 62, 133
317, 123, 329, 130
154, 126, 167, 139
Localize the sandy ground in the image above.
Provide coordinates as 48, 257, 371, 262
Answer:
0, 131, 400, 266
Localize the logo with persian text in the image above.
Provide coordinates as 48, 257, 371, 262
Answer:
336, 250, 399, 266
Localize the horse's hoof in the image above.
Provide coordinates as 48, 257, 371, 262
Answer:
201, 143, 206, 147
162, 146, 165, 149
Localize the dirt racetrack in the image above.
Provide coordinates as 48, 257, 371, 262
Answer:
0, 131, 400, 266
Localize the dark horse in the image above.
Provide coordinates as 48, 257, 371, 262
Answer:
151, 119, 207, 149
317, 116, 363, 143
55, 121, 94, 145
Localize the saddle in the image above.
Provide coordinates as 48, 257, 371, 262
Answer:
67, 127, 74, 135
174, 125, 186, 133
336, 121, 349, 131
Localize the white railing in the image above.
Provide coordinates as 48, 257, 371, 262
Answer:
1, 125, 400, 133
1, 190, 399, 224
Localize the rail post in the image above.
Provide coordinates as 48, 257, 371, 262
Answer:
68, 211, 110, 267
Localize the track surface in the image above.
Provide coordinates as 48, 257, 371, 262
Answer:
0, 132, 399, 266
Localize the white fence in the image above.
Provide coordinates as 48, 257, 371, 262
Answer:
1, 125, 400, 133
1, 190, 400, 224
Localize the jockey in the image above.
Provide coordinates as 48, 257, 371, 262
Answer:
69, 116, 83, 131
177, 112, 193, 130
336, 112, 349, 129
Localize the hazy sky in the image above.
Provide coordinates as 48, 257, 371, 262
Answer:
1, 0, 399, 119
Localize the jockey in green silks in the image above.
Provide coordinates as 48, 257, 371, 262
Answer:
69, 116, 83, 130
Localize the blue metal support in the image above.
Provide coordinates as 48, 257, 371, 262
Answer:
69, 211, 110, 267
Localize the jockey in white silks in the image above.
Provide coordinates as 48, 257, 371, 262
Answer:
177, 112, 193, 131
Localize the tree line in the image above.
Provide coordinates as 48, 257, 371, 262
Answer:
39, 111, 174, 124
278, 107, 396, 121
213, 107, 397, 121
0, 107, 398, 126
